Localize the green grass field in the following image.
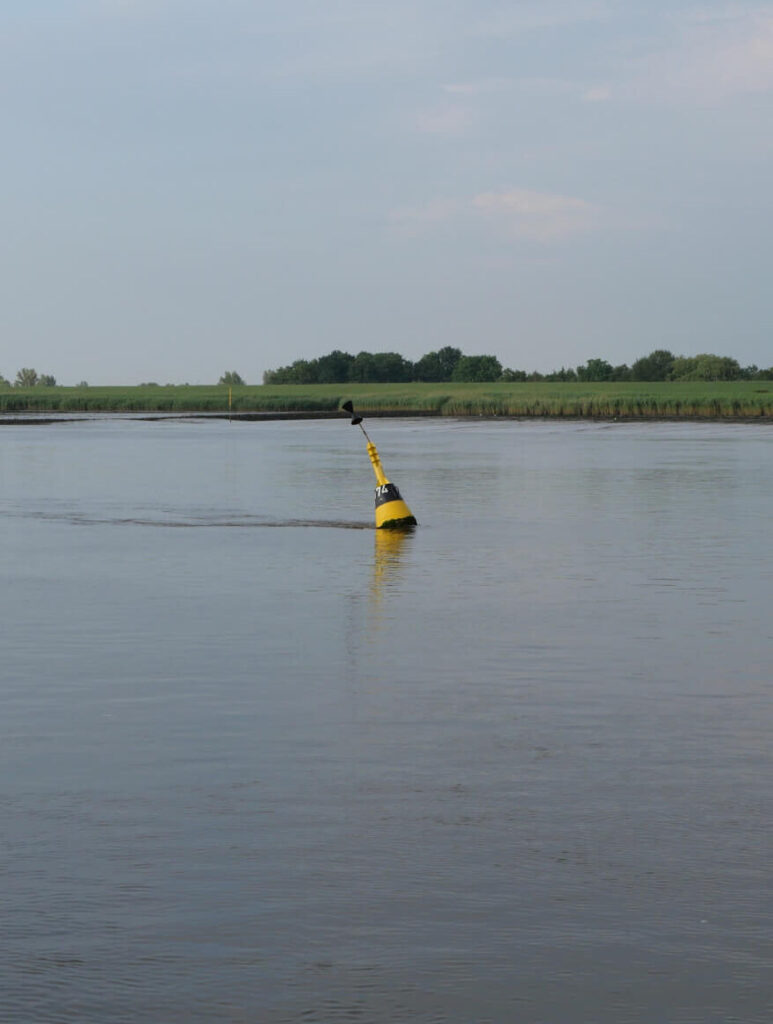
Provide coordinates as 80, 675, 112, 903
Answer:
1, 381, 772, 418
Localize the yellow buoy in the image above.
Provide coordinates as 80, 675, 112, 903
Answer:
342, 401, 417, 529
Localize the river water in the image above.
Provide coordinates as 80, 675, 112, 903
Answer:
1, 417, 771, 1023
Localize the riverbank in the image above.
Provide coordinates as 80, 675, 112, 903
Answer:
1, 381, 772, 419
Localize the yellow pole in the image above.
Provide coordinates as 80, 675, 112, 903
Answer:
366, 441, 389, 488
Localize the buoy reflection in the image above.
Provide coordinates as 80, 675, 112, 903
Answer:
370, 526, 413, 621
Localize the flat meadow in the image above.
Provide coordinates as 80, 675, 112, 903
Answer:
1, 381, 773, 418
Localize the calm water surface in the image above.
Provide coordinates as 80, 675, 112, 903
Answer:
1, 417, 771, 1023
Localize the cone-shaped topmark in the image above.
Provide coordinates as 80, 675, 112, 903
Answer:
341, 401, 417, 529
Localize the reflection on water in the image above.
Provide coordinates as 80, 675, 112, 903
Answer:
369, 527, 413, 621
1, 418, 772, 1024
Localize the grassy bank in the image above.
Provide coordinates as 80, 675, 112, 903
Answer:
1, 381, 773, 418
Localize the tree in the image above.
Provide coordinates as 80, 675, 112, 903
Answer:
544, 367, 579, 382
15, 368, 38, 387
263, 359, 319, 384
38, 374, 56, 386
349, 351, 377, 382
670, 354, 741, 381
316, 350, 354, 383
414, 346, 463, 382
413, 350, 444, 382
219, 371, 244, 385
631, 349, 675, 381
370, 351, 413, 383
576, 358, 613, 382
437, 346, 463, 380
609, 364, 632, 381
451, 354, 502, 382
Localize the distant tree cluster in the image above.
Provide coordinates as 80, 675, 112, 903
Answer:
263, 347, 503, 384
0, 368, 58, 388
219, 371, 245, 385
263, 347, 773, 385
541, 351, 773, 383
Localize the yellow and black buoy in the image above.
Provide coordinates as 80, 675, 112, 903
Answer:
342, 401, 417, 529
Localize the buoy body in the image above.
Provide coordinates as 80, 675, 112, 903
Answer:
367, 441, 417, 529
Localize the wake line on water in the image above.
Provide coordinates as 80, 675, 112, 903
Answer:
3, 510, 373, 530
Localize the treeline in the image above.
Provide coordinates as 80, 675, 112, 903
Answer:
5, 350, 772, 390
264, 347, 773, 385
537, 351, 773, 383
263, 347, 502, 384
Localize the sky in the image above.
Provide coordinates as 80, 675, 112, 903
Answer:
1, 0, 772, 384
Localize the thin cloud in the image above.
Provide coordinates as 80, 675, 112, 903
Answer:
414, 105, 473, 136
391, 188, 599, 242
472, 188, 598, 241
583, 85, 611, 102
678, 4, 772, 27
442, 77, 514, 97
631, 9, 773, 102
389, 199, 462, 235
446, 75, 612, 104
474, 1, 611, 37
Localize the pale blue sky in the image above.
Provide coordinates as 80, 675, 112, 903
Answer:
1, 0, 771, 383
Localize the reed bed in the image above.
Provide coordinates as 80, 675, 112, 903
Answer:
1, 382, 772, 418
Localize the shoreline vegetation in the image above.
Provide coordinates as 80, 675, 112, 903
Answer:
1, 381, 773, 420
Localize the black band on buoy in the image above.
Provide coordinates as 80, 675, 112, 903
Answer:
375, 482, 404, 507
